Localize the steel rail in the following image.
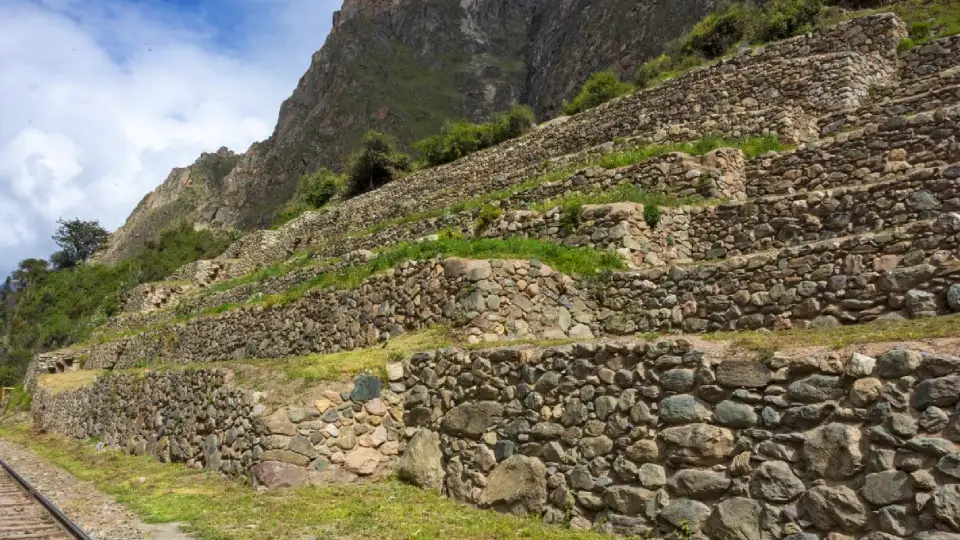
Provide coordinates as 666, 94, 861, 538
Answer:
0, 456, 92, 539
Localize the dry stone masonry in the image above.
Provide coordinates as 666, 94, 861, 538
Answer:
401, 341, 960, 539
79, 257, 593, 371
32, 368, 408, 489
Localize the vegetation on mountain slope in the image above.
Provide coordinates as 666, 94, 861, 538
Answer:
49, 218, 110, 270
274, 169, 346, 226
414, 105, 536, 167
561, 71, 636, 116
345, 131, 413, 198
0, 224, 234, 385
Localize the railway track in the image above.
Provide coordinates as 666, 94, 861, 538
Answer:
0, 457, 90, 539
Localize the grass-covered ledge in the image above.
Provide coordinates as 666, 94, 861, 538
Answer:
704, 312, 960, 352
77, 236, 625, 351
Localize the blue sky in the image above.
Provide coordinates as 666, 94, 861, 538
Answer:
0, 0, 341, 278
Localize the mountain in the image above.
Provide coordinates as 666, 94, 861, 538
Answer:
98, 0, 713, 263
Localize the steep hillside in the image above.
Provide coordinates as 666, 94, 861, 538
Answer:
98, 0, 712, 262
525, 0, 714, 118
104, 147, 239, 259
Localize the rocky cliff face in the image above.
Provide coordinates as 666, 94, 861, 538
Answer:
101, 148, 239, 262
526, 0, 715, 118
99, 0, 712, 263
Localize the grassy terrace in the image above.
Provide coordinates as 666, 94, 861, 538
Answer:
156, 134, 788, 307
91, 133, 786, 342
0, 425, 605, 540
528, 183, 719, 214
80, 237, 626, 347
706, 312, 960, 352
198, 236, 625, 313
65, 311, 960, 394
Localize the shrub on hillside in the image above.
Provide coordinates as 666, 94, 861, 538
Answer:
562, 71, 636, 116
415, 105, 535, 167
750, 0, 824, 43
345, 131, 412, 198
635, 0, 827, 91
682, 2, 752, 59
634, 53, 704, 88
276, 169, 344, 225
131, 223, 236, 283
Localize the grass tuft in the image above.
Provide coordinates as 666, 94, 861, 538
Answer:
595, 134, 785, 169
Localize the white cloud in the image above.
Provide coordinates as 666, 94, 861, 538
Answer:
0, 0, 340, 276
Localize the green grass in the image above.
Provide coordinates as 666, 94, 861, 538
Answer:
0, 424, 607, 540
244, 326, 582, 383
595, 134, 785, 169
705, 313, 960, 352
248, 327, 453, 382
254, 237, 625, 309
529, 183, 715, 213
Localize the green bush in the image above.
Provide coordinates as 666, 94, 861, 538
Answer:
634, 54, 704, 88
560, 201, 583, 234
415, 105, 536, 167
750, 0, 823, 43
346, 131, 413, 198
641, 0, 826, 88
473, 204, 504, 232
562, 71, 636, 116
276, 169, 344, 225
299, 170, 340, 208
131, 223, 236, 284
898, 36, 918, 51
682, 3, 752, 59
643, 204, 662, 228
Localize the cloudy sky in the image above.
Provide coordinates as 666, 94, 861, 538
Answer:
0, 0, 341, 278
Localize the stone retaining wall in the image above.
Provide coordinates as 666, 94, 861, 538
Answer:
154, 15, 901, 289
401, 340, 960, 538
78, 213, 960, 373
83, 257, 593, 370
902, 34, 960, 79
246, 48, 889, 269
31, 369, 406, 488
818, 77, 960, 136
747, 105, 960, 198
305, 149, 745, 267
645, 164, 960, 266
595, 214, 960, 334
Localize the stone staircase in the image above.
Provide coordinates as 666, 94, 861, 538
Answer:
25, 12, 960, 540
